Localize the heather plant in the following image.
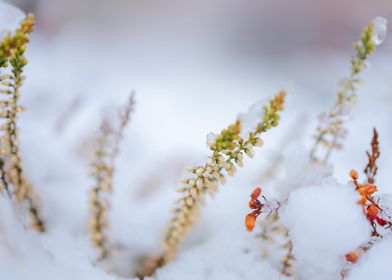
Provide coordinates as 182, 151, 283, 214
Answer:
341, 129, 392, 278
138, 91, 286, 277
310, 17, 387, 164
0, 3, 392, 280
88, 93, 135, 261
0, 13, 45, 233
245, 17, 387, 278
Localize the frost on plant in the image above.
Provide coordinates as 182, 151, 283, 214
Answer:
88, 93, 135, 261
310, 17, 387, 164
0, 12, 45, 232
244, 18, 387, 279
342, 129, 392, 278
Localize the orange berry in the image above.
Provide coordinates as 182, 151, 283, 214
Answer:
251, 187, 262, 199
367, 204, 379, 217
350, 170, 359, 180
346, 252, 359, 263
358, 185, 378, 196
245, 214, 256, 232
358, 196, 367, 205
366, 185, 378, 195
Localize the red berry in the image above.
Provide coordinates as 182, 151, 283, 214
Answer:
376, 217, 388, 226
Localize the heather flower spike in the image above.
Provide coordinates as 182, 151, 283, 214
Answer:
0, 13, 45, 232
138, 91, 286, 276
310, 18, 387, 164
88, 93, 135, 261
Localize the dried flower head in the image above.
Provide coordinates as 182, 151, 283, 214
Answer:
364, 128, 380, 184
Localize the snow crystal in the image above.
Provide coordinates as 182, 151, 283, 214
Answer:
377, 193, 392, 222
206, 132, 217, 147
237, 99, 266, 138
280, 183, 371, 280
371, 17, 388, 46
0, 1, 25, 41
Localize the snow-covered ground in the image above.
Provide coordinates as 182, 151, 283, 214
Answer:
1, 1, 392, 280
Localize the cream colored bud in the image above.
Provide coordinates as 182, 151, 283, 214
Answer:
219, 175, 226, 185
195, 167, 204, 176
227, 165, 237, 177
245, 148, 255, 158
254, 138, 264, 147
190, 187, 198, 197
186, 196, 194, 206
188, 179, 196, 187
217, 155, 225, 164
235, 156, 244, 167
180, 178, 189, 185
186, 167, 196, 173
0, 74, 10, 80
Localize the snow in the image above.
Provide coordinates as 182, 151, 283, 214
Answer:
377, 194, 392, 223
280, 183, 371, 280
0, 196, 124, 280
153, 232, 282, 280
371, 17, 388, 46
347, 236, 392, 280
237, 99, 266, 138
206, 132, 217, 148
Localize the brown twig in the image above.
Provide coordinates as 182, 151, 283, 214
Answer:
364, 128, 380, 184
